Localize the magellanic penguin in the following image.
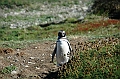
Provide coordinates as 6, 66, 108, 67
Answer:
52, 30, 72, 66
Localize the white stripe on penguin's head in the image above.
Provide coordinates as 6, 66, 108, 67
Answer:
58, 30, 66, 39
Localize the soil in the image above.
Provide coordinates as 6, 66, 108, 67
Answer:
0, 36, 88, 79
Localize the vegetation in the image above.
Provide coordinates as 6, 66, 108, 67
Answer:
0, 0, 120, 79
1, 65, 16, 74
0, 0, 79, 9
55, 18, 120, 79
92, 0, 120, 19
0, 18, 120, 48
59, 17, 120, 79
58, 38, 120, 79
0, 17, 120, 45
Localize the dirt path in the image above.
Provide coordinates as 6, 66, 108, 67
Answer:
0, 36, 87, 79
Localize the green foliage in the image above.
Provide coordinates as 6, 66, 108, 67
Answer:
0, 0, 30, 8
0, 22, 76, 41
92, 0, 120, 19
0, 16, 120, 49
1, 65, 16, 74
66, 18, 78, 23
0, 26, 42, 41
114, 44, 120, 56
0, 0, 64, 8
58, 37, 120, 79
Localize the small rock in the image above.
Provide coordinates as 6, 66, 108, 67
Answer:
29, 57, 35, 59
35, 47, 38, 49
41, 60, 44, 61
0, 56, 4, 59
28, 62, 35, 64
35, 67, 40, 70
25, 65, 29, 68
11, 70, 18, 75
82, 6, 88, 11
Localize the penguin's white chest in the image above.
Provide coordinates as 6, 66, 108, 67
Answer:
56, 40, 70, 64
57, 41, 69, 53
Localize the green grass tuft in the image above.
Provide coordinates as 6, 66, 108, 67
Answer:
1, 65, 16, 74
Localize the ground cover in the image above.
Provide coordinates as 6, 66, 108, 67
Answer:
0, 17, 119, 79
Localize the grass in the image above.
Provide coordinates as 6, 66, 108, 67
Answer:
54, 18, 120, 79
1, 65, 16, 74
0, 0, 80, 9
58, 37, 120, 79
0, 0, 120, 78
0, 0, 53, 7
0, 17, 120, 48
0, 14, 120, 78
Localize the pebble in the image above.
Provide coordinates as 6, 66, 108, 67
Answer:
11, 71, 18, 75
29, 57, 35, 59
35, 67, 40, 70
25, 65, 29, 67
28, 62, 35, 64
0, 56, 4, 59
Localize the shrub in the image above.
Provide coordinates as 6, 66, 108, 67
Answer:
92, 0, 120, 19
0, 0, 29, 8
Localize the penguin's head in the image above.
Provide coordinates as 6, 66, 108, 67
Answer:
58, 30, 66, 39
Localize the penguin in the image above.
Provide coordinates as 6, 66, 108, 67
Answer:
52, 30, 72, 66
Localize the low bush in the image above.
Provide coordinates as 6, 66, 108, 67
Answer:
58, 37, 120, 79
92, 0, 120, 19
